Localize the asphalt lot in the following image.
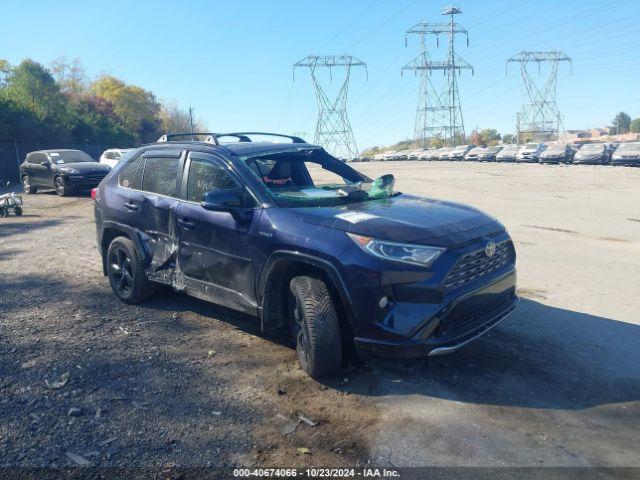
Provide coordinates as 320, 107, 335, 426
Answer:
1, 161, 639, 469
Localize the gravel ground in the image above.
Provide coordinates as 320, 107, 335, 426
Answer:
1, 162, 639, 471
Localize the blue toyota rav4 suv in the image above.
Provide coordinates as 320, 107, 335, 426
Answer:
94, 132, 518, 378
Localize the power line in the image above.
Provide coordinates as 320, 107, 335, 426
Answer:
293, 55, 367, 160
403, 4, 473, 147
346, 0, 419, 51
507, 51, 572, 143
327, 0, 381, 47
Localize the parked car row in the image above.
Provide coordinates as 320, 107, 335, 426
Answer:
19, 147, 133, 196
357, 142, 640, 166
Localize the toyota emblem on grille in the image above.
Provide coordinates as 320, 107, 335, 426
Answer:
484, 240, 496, 258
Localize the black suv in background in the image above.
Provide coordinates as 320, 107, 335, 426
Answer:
20, 149, 110, 196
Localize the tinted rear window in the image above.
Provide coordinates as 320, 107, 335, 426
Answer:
142, 157, 179, 197
118, 155, 144, 190
49, 151, 94, 164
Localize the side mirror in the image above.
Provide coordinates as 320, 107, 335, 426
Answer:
201, 189, 243, 212
41, 160, 51, 167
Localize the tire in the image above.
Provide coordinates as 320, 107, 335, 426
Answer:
54, 176, 69, 197
0, 208, 7, 218
106, 236, 154, 304
289, 276, 342, 378
22, 175, 37, 194
14, 206, 23, 216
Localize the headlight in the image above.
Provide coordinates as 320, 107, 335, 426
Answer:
347, 233, 444, 267
60, 167, 79, 174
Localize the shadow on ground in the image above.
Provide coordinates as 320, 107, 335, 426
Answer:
338, 298, 640, 410
0, 218, 64, 239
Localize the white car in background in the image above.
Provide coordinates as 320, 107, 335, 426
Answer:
98, 148, 133, 169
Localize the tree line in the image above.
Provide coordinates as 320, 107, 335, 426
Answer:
0, 57, 206, 148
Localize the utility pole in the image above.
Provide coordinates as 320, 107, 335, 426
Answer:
507, 51, 572, 144
294, 55, 367, 160
188, 107, 195, 139
403, 4, 472, 148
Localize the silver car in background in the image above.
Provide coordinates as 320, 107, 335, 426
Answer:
464, 146, 484, 161
496, 145, 520, 162
437, 147, 454, 160
611, 143, 640, 166
539, 144, 575, 164
573, 143, 611, 165
448, 144, 474, 161
516, 143, 545, 163
478, 146, 503, 162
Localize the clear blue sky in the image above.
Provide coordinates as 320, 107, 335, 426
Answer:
2, 0, 639, 149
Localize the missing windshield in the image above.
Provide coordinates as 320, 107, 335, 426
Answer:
241, 149, 396, 207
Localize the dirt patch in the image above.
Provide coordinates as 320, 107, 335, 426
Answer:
2, 162, 640, 469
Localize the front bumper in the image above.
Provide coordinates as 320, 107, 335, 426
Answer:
65, 175, 107, 189
574, 156, 605, 164
354, 269, 518, 358
539, 156, 566, 163
612, 157, 640, 166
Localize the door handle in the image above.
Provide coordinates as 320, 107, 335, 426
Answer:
123, 202, 139, 212
178, 218, 195, 229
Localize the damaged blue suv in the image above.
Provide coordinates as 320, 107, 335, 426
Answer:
94, 133, 518, 378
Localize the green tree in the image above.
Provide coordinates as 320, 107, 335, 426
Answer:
480, 128, 501, 145
3, 59, 65, 120
502, 134, 516, 144
629, 118, 640, 134
611, 111, 631, 134
92, 75, 161, 143
0, 59, 10, 88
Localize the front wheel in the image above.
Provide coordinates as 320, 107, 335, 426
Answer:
54, 176, 69, 197
22, 175, 37, 194
289, 276, 342, 378
106, 237, 154, 304
14, 206, 23, 216
0, 207, 7, 218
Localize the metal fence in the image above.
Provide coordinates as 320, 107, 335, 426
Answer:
0, 142, 111, 185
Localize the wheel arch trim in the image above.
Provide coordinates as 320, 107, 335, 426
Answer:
99, 221, 149, 275
258, 250, 355, 331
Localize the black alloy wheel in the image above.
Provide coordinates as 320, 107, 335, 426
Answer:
108, 245, 134, 298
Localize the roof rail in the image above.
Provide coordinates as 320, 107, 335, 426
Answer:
156, 132, 307, 145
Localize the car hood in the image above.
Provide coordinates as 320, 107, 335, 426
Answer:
293, 194, 503, 248
56, 162, 110, 173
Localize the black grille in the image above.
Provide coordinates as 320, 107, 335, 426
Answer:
438, 289, 515, 338
82, 172, 108, 182
442, 241, 514, 290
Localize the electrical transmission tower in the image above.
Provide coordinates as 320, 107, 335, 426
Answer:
403, 4, 473, 147
507, 51, 572, 144
294, 55, 367, 160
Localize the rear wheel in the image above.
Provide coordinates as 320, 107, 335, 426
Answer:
289, 276, 342, 378
22, 175, 36, 194
107, 237, 154, 304
54, 176, 69, 197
